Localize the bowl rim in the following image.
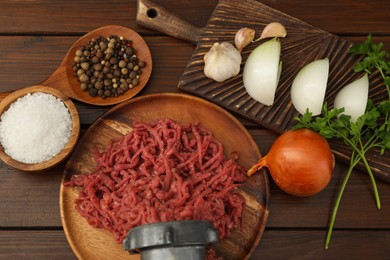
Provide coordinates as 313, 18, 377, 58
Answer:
0, 85, 80, 172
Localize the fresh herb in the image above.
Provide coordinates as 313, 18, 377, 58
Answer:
349, 34, 390, 99
294, 35, 390, 249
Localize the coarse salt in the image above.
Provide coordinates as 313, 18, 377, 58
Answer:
0, 92, 72, 164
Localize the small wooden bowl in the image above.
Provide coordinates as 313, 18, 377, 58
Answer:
0, 85, 80, 172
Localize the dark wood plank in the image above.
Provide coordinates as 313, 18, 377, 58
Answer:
0, 230, 388, 259
0, 230, 75, 259
0, 36, 194, 94
255, 230, 390, 259
0, 165, 65, 227
0, 1, 388, 35
0, 0, 216, 35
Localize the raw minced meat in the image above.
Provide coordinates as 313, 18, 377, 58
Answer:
66, 119, 247, 258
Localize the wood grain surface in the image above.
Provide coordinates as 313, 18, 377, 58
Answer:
0, 0, 389, 259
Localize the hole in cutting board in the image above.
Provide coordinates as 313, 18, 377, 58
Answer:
147, 8, 157, 18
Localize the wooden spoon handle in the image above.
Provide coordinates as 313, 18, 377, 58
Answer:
136, 0, 202, 44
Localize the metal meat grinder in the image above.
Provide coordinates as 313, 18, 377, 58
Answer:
123, 220, 218, 260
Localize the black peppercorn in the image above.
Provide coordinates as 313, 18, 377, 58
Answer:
110, 57, 118, 65
104, 90, 111, 97
73, 34, 146, 98
138, 61, 146, 68
92, 56, 99, 64
89, 88, 98, 97
132, 78, 139, 86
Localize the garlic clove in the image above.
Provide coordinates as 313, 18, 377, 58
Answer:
235, 27, 255, 52
254, 22, 287, 42
203, 42, 242, 82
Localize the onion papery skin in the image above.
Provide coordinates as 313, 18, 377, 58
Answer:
248, 129, 334, 197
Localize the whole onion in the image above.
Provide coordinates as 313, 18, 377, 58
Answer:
248, 128, 334, 197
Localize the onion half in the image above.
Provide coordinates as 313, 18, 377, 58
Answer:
334, 74, 369, 122
243, 38, 282, 106
291, 58, 329, 115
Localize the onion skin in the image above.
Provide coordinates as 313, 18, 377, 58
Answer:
248, 129, 334, 197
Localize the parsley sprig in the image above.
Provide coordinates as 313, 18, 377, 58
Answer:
350, 34, 390, 100
294, 35, 390, 250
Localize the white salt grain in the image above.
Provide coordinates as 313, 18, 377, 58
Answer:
0, 92, 72, 164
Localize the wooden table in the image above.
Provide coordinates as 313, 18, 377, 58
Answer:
0, 0, 389, 259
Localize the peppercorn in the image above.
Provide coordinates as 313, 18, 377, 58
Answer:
92, 56, 99, 64
132, 78, 139, 86
125, 47, 134, 56
113, 69, 121, 77
79, 74, 89, 83
80, 62, 90, 71
94, 63, 103, 72
77, 69, 85, 77
96, 50, 103, 59
118, 60, 127, 68
89, 88, 98, 97
121, 68, 128, 75
129, 71, 137, 79
120, 82, 128, 89
72, 34, 146, 98
139, 61, 146, 68
75, 50, 83, 57
110, 57, 118, 65
104, 90, 111, 97
95, 81, 103, 90
103, 67, 110, 74
104, 79, 111, 87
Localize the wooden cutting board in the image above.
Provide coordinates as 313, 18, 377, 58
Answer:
136, 0, 389, 182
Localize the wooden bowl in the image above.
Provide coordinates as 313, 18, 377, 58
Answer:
0, 85, 80, 172
60, 93, 269, 260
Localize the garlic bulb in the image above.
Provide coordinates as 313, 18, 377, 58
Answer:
204, 42, 242, 82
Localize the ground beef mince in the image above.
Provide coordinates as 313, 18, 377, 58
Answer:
66, 119, 247, 249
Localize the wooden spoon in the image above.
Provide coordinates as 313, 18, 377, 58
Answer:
0, 85, 80, 172
0, 25, 152, 106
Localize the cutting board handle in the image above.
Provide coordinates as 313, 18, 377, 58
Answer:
136, 0, 202, 44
